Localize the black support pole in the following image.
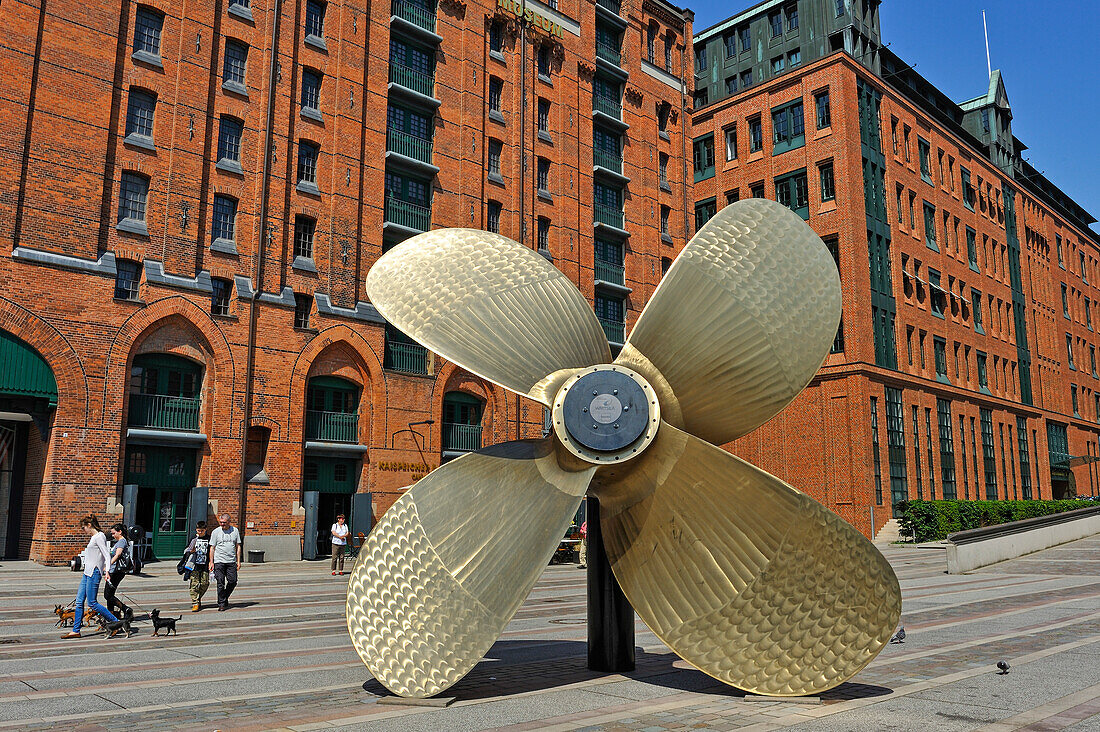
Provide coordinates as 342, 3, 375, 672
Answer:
586, 495, 635, 672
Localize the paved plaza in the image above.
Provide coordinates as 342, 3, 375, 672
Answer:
2, 536, 1099, 731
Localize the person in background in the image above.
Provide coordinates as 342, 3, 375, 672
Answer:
578, 520, 587, 569
61, 515, 118, 638
184, 521, 211, 612
208, 514, 242, 612
330, 514, 349, 576
102, 523, 131, 618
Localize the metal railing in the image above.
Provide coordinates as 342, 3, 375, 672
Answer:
127, 393, 201, 432
598, 317, 625, 344
386, 128, 433, 164
594, 204, 624, 230
596, 40, 622, 66
384, 197, 431, 232
596, 0, 621, 14
593, 148, 623, 174
389, 62, 435, 98
391, 0, 436, 32
384, 339, 429, 374
305, 410, 359, 443
594, 258, 625, 285
593, 93, 622, 120
442, 422, 482, 452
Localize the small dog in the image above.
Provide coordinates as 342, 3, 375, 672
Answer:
101, 608, 137, 639
54, 604, 102, 629
150, 608, 180, 636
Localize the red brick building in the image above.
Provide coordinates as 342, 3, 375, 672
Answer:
0, 0, 693, 563
691, 0, 1100, 538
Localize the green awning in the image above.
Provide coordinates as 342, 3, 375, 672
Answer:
0, 330, 58, 407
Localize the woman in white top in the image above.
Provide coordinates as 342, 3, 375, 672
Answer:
61, 515, 119, 638
330, 514, 349, 576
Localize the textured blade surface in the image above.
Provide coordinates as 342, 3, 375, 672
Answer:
592, 422, 900, 697
367, 229, 611, 406
346, 438, 595, 698
621, 199, 841, 445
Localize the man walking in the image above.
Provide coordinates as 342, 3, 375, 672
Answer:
208, 514, 242, 611
330, 514, 349, 576
184, 521, 211, 612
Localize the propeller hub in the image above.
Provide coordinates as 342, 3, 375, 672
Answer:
552, 365, 660, 464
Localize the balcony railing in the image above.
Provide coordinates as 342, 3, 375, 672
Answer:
594, 148, 623, 174
128, 393, 201, 432
593, 93, 622, 120
594, 258, 625, 286
596, 0, 621, 14
384, 339, 429, 374
384, 197, 431, 232
598, 317, 625, 344
305, 410, 359, 443
442, 422, 482, 452
596, 40, 622, 66
391, 0, 437, 32
594, 204, 624, 230
387, 128, 433, 164
389, 62, 435, 98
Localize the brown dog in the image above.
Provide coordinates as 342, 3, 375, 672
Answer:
53, 604, 102, 629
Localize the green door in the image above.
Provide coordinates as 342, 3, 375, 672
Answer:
303, 457, 357, 494
125, 447, 197, 559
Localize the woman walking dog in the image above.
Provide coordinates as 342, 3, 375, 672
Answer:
102, 523, 132, 618
61, 515, 118, 638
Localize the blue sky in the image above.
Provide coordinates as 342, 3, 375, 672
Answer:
691, 0, 1100, 233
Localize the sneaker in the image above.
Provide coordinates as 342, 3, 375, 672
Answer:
332, 571, 337, 576
191, 604, 200, 613
60, 631, 81, 639
218, 604, 227, 612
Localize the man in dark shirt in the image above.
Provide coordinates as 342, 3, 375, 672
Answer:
184, 521, 211, 612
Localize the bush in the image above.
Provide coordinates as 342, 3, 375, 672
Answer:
896, 499, 1095, 543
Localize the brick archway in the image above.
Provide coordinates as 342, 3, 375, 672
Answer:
433, 363, 507, 448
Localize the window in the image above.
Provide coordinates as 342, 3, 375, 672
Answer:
660, 205, 670, 235
966, 227, 978, 270
818, 161, 835, 202
923, 201, 937, 251
929, 269, 944, 318
1067, 333, 1075, 370
305, 0, 326, 42
664, 33, 673, 72
934, 337, 948, 382
774, 169, 808, 220
891, 117, 898, 155
1072, 385, 1080, 417
788, 49, 801, 66
229, 0, 250, 13
815, 90, 830, 128
133, 6, 163, 60
787, 4, 799, 30
740, 25, 751, 53
693, 90, 708, 109
388, 103, 431, 142
1017, 416, 1032, 500
297, 140, 319, 186
211, 278, 232, 316
595, 294, 625, 341
938, 398, 957, 500
981, 409, 997, 499
740, 69, 753, 89
223, 40, 248, 91
694, 198, 717, 231
537, 217, 550, 252
217, 116, 243, 165
661, 256, 672, 275
961, 167, 974, 209
294, 215, 315, 260
384, 171, 429, 207
118, 171, 149, 225
294, 293, 313, 329
488, 139, 502, 178
771, 100, 804, 153
1092, 344, 1098, 377
487, 200, 501, 233
895, 186, 904, 224
870, 397, 883, 506
724, 125, 737, 161
747, 116, 762, 152
772, 56, 785, 74
1088, 298, 1093, 330
537, 44, 551, 78
115, 259, 142, 300
657, 103, 670, 133
726, 77, 737, 96
918, 137, 931, 182
538, 98, 550, 134
489, 21, 503, 53
972, 289, 984, 334
725, 188, 739, 205
692, 134, 715, 181
903, 125, 911, 162
1056, 235, 1064, 267
825, 237, 844, 353
125, 89, 156, 143
1062, 283, 1069, 318
977, 351, 989, 392
659, 153, 669, 188
488, 76, 503, 113
537, 157, 550, 192
651, 25, 661, 63
835, 0, 845, 15
1081, 252, 1089, 283
750, 181, 765, 199
694, 45, 706, 70
390, 39, 433, 77
301, 69, 321, 112
212, 195, 237, 246
769, 11, 782, 37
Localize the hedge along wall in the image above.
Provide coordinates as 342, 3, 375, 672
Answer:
896, 500, 1097, 543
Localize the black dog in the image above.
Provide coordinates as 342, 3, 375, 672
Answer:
150, 608, 180, 636
101, 608, 137, 639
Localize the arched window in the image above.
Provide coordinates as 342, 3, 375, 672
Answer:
305, 376, 359, 443
442, 392, 483, 458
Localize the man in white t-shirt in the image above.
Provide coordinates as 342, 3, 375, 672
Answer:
208, 514, 242, 611
330, 514, 349, 576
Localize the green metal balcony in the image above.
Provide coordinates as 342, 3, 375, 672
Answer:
593, 93, 622, 120
594, 258, 625, 286
442, 422, 482, 452
391, 0, 436, 33
386, 128, 433, 165
593, 148, 623, 174
389, 62, 435, 99
384, 338, 429, 375
596, 40, 622, 67
598, 317, 625, 345
384, 197, 431, 232
594, 204, 624, 230
305, 410, 359, 443
128, 393, 201, 432
596, 0, 621, 14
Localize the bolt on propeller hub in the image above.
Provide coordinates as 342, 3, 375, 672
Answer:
552, 365, 660, 464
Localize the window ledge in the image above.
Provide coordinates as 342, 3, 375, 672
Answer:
222, 80, 249, 99
661, 232, 673, 244
969, 263, 980, 273
936, 375, 951, 385
538, 130, 553, 144
296, 180, 321, 196
978, 386, 992, 395
301, 106, 323, 123
660, 181, 671, 193
921, 173, 933, 185
132, 50, 163, 69
489, 49, 506, 64
926, 242, 939, 253
538, 73, 553, 85
114, 296, 146, 305
116, 218, 148, 237
488, 109, 506, 125
215, 158, 244, 175
658, 130, 670, 141
124, 133, 156, 152
211, 238, 239, 255
228, 3, 254, 22
537, 189, 553, 202
304, 34, 328, 52
292, 255, 317, 273
487, 171, 505, 185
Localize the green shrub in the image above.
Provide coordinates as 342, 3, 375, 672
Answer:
896, 499, 1094, 542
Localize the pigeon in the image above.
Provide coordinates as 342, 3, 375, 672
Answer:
996, 661, 1010, 675
890, 627, 906, 644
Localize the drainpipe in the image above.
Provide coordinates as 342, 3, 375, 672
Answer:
238, 0, 282, 543
680, 35, 689, 247
518, 2, 528, 441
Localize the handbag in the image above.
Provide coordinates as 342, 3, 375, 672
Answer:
115, 545, 133, 574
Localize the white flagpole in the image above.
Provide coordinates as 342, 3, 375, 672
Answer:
983, 10, 992, 80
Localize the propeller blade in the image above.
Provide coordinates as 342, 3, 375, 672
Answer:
367, 229, 611, 406
346, 438, 596, 698
591, 421, 900, 696
619, 199, 841, 445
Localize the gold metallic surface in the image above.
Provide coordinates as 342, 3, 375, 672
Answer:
366, 228, 611, 406
624, 198, 842, 446
346, 438, 595, 698
592, 422, 901, 696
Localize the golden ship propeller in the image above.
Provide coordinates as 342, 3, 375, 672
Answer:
346, 198, 902, 698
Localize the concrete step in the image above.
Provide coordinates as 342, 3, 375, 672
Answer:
874, 518, 903, 544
